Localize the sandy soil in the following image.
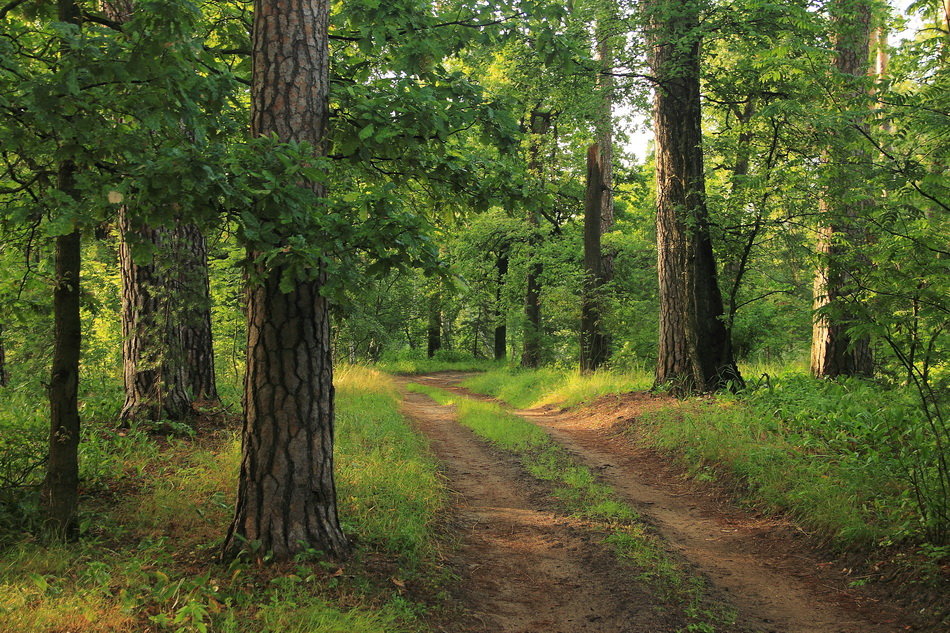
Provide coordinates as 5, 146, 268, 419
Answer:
405, 372, 909, 633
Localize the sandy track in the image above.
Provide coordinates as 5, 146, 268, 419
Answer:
397, 382, 685, 633
411, 372, 902, 633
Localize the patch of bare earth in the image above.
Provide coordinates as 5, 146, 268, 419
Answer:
396, 380, 687, 633
416, 372, 935, 633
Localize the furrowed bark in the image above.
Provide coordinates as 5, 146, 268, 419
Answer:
224, 0, 347, 561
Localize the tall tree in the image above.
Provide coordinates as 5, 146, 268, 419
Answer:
521, 108, 550, 368
580, 8, 617, 372
41, 163, 82, 540
39, 0, 84, 541
224, 0, 348, 560
810, 0, 874, 378
648, 0, 742, 393
581, 143, 609, 371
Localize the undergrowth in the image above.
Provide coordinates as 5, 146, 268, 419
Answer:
406, 382, 734, 632
461, 366, 652, 409
637, 374, 945, 550
0, 366, 446, 633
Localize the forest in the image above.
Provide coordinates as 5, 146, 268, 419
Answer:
0, 0, 947, 631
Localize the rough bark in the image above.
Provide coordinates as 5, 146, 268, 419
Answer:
494, 253, 508, 361
649, 0, 742, 394
118, 212, 191, 422
224, 0, 347, 561
522, 109, 550, 368
581, 144, 609, 372
811, 0, 874, 379
177, 223, 218, 403
41, 161, 81, 540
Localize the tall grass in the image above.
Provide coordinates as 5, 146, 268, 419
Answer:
462, 366, 652, 409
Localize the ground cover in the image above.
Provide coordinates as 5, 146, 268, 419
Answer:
0, 366, 447, 633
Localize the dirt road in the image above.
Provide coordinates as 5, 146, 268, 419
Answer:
402, 372, 904, 633
398, 382, 687, 633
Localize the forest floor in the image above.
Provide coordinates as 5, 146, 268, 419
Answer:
399, 371, 921, 633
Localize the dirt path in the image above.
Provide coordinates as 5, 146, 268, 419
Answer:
397, 380, 687, 633
409, 372, 903, 633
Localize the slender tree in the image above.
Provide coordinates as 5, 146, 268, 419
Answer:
521, 108, 550, 368
0, 324, 7, 388
648, 0, 742, 393
494, 252, 508, 360
224, 0, 348, 560
39, 0, 84, 541
810, 0, 874, 378
581, 143, 609, 371
427, 287, 442, 358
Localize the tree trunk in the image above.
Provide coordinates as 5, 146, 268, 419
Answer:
0, 324, 7, 387
41, 161, 82, 540
118, 212, 191, 422
427, 290, 442, 358
177, 223, 218, 403
522, 109, 550, 368
811, 0, 874, 379
494, 253, 508, 361
595, 13, 616, 281
581, 144, 609, 372
224, 0, 347, 561
649, 0, 742, 394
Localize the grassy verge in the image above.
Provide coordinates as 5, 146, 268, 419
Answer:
461, 366, 652, 409
462, 365, 947, 562
375, 358, 500, 376
636, 374, 944, 550
406, 382, 734, 631
0, 366, 446, 633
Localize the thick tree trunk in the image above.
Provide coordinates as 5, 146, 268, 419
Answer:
811, 0, 874, 379
649, 0, 742, 394
41, 161, 81, 540
224, 0, 347, 561
522, 109, 550, 368
581, 144, 609, 372
494, 253, 508, 361
118, 212, 191, 422
177, 223, 218, 403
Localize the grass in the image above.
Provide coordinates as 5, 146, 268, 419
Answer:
374, 357, 500, 376
461, 366, 653, 409
406, 382, 734, 631
462, 364, 947, 552
635, 373, 939, 547
0, 366, 447, 633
